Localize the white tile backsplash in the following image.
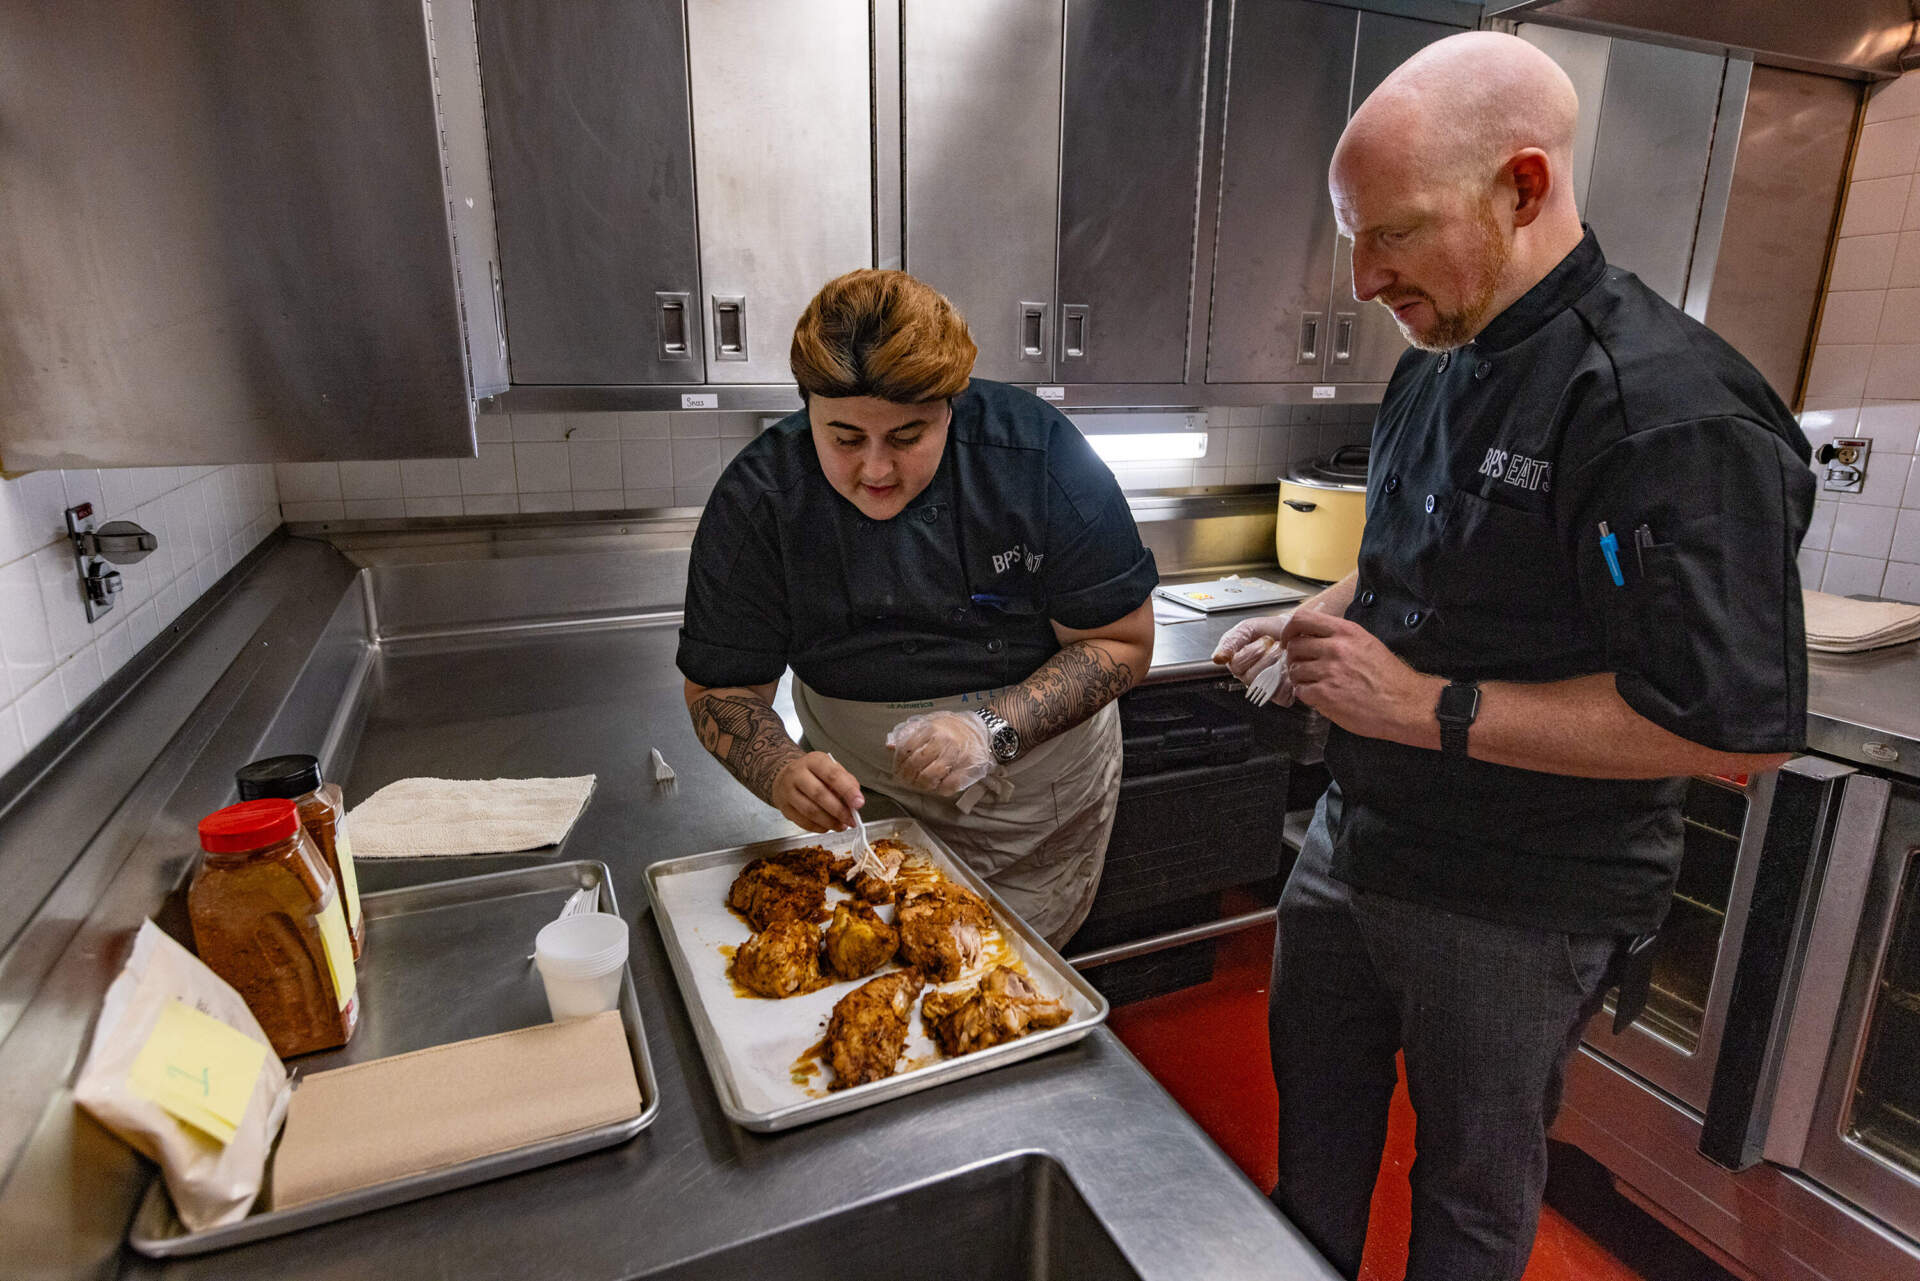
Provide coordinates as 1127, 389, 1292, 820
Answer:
1832, 502, 1899, 557
1824, 551, 1889, 597
0, 461, 279, 770
512, 442, 570, 494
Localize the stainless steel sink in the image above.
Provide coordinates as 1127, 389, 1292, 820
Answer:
636, 1152, 1142, 1280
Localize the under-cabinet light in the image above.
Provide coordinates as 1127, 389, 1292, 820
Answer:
1085, 432, 1210, 463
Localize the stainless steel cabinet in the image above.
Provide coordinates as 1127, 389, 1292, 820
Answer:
686, 0, 873, 385
905, 0, 1209, 386
1206, 0, 1463, 386
904, 0, 1063, 382
1057, 0, 1211, 384
476, 0, 704, 385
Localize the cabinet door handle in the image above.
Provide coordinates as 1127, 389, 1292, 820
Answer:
657, 292, 692, 361
1018, 301, 1049, 364
1297, 314, 1320, 365
711, 295, 748, 362
1061, 304, 1089, 362
1283, 499, 1317, 512
1332, 312, 1356, 364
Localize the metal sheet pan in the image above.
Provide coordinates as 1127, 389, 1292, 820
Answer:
647, 817, 1110, 1132
128, 860, 660, 1258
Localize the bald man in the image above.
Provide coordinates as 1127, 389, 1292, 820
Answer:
1214, 32, 1812, 1280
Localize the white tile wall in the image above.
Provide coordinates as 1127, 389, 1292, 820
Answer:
278, 404, 1385, 524
0, 463, 281, 775
1795, 67, 1920, 604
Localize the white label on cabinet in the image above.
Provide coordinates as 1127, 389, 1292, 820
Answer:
1036, 386, 1066, 402
1312, 385, 1336, 400
681, 393, 719, 409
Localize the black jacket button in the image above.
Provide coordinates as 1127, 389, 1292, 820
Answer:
986, 638, 1005, 654
1384, 475, 1400, 495
1424, 493, 1436, 513
921, 507, 938, 523
1438, 352, 1452, 372
1475, 361, 1491, 380
1404, 610, 1423, 627
950, 606, 968, 623
902, 640, 920, 655
1359, 589, 1376, 606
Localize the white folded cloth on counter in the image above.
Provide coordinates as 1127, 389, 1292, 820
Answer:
346, 775, 597, 858
1803, 589, 1920, 654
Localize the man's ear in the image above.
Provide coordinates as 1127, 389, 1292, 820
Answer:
1506, 148, 1553, 229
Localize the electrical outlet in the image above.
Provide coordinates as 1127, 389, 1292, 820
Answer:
1819, 437, 1870, 494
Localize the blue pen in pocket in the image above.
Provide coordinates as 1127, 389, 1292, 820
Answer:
1597, 522, 1625, 587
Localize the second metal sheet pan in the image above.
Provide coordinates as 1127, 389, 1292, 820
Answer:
128, 860, 660, 1258
647, 817, 1109, 1132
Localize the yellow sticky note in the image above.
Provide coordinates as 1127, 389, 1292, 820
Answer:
126, 998, 269, 1145
315, 893, 357, 1011
334, 820, 363, 932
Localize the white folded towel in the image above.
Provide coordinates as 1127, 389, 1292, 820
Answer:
1803, 590, 1920, 654
345, 776, 597, 858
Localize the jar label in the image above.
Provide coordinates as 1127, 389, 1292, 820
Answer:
334, 819, 364, 931
315, 892, 357, 1012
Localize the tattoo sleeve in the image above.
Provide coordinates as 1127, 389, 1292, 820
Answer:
992, 640, 1138, 752
687, 690, 804, 805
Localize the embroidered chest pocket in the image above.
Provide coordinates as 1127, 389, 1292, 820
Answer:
1429, 490, 1581, 629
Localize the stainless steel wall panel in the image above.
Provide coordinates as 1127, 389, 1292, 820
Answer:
903, 0, 1064, 382
1328, 9, 1465, 383
1056, 0, 1211, 384
1701, 66, 1859, 406
1515, 22, 1613, 215
1204, 0, 1357, 384
687, 0, 873, 385
1581, 39, 1728, 307
0, 1, 477, 468
476, 0, 704, 385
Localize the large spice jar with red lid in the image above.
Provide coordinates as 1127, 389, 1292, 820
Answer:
189, 798, 358, 1057
235, 754, 365, 960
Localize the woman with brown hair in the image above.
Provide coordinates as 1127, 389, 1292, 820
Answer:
678, 268, 1157, 944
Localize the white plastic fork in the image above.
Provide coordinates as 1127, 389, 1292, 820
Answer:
1244, 641, 1288, 708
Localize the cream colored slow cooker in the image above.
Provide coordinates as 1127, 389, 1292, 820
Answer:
1275, 445, 1369, 583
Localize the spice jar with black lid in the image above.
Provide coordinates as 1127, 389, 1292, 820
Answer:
190, 798, 358, 1057
236, 754, 364, 959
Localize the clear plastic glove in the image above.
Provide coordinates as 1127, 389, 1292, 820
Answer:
885, 710, 995, 798
1211, 616, 1299, 707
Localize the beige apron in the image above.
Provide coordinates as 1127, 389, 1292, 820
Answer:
794, 680, 1121, 946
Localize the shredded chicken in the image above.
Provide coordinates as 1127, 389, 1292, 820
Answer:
920, 965, 1071, 1057
821, 900, 899, 981
844, 836, 910, 905
727, 846, 846, 931
895, 881, 991, 982
825, 970, 924, 1089
732, 920, 823, 998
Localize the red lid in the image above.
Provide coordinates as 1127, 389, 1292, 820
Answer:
198, 798, 300, 853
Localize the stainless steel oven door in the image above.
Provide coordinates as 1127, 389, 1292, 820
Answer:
1580, 769, 1778, 1113
1773, 778, 1920, 1241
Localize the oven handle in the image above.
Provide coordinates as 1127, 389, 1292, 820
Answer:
1698, 757, 1863, 1170
1760, 770, 1892, 1168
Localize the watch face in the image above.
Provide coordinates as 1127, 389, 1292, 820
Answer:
990, 725, 1019, 760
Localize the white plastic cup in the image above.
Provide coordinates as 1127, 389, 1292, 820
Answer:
533, 912, 629, 1021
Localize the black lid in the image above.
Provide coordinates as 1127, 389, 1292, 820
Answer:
235, 753, 323, 800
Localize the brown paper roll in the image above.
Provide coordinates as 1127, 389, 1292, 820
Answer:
271, 1010, 640, 1209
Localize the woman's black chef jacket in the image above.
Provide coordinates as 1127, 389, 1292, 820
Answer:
1326, 228, 1815, 938
677, 379, 1159, 703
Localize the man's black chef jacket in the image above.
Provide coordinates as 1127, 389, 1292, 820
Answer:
1326, 229, 1814, 937
677, 378, 1158, 704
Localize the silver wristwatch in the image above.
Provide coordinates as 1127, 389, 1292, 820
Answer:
974, 706, 1020, 762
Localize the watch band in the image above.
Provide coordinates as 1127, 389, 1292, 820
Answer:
1435, 680, 1480, 765
974, 706, 1020, 762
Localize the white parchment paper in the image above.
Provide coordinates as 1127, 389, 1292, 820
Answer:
650, 829, 1099, 1117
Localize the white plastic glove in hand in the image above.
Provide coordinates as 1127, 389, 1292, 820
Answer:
1211, 616, 1290, 684
885, 710, 995, 798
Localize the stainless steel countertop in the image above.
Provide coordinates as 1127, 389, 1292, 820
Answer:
120, 613, 1336, 1280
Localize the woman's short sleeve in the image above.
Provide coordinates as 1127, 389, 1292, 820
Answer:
676, 476, 791, 690
1040, 418, 1159, 631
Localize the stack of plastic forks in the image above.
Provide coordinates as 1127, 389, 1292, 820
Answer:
1243, 638, 1288, 708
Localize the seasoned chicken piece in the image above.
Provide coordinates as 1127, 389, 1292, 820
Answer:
895, 881, 991, 982
822, 901, 899, 980
732, 920, 822, 998
727, 853, 835, 931
770, 844, 854, 882
920, 965, 1072, 1057
825, 970, 924, 1090
844, 837, 909, 905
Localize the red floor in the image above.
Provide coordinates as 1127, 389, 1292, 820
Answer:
1108, 919, 1738, 1281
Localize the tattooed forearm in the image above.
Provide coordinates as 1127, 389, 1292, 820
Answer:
688, 691, 804, 805
992, 641, 1138, 751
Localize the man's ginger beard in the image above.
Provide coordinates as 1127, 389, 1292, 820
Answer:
1380, 197, 1512, 352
